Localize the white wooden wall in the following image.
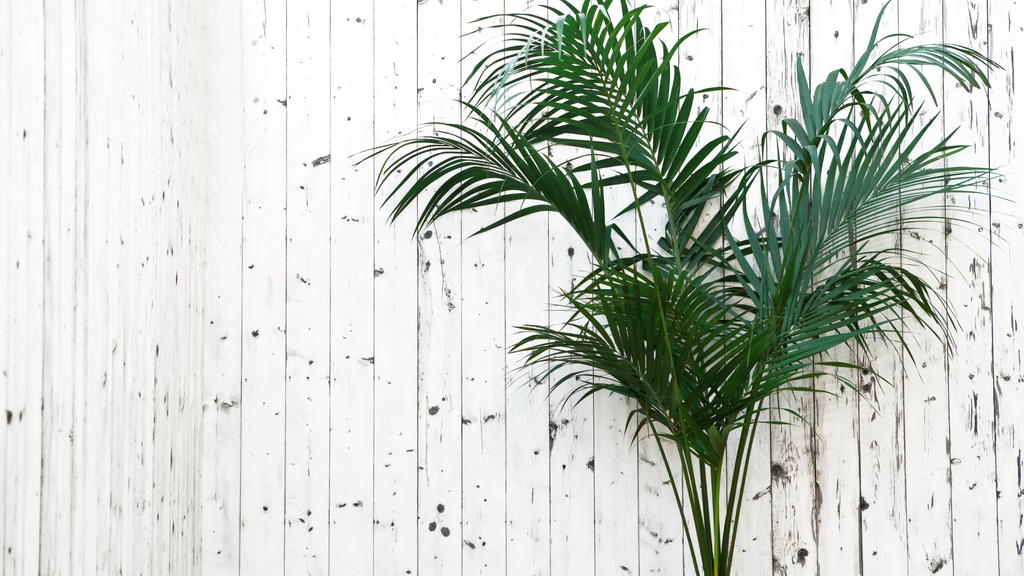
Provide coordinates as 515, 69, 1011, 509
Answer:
198, 0, 1024, 575
2, 0, 1022, 575
0, 1, 207, 575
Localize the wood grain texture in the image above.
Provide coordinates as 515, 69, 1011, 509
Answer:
808, 4, 862, 576
0, 0, 9, 570
990, 1, 1024, 573
764, 2, 817, 576
417, 0, 464, 573
943, 2, 1000, 574
5, 3, 44, 576
330, 2, 376, 575
899, 3, 957, 575
284, 0, 333, 572
238, 0, 288, 574
721, 1, 772, 574
501, 7, 553, 576
1, 0, 208, 573
854, 4, 910, 574
372, 1, 421, 574
201, 0, 244, 572
39, 0, 76, 573
5, 1, 1023, 575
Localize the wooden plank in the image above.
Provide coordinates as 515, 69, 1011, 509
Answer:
372, 0, 420, 573
898, 2, 956, 574
283, 0, 333, 571
329, 2, 375, 575
806, 4, 863, 575
0, 0, 9, 569
128, 8, 157, 574
631, 5, 685, 573
721, 1, 772, 573
200, 0, 244, 572
548, 197, 597, 576
80, 5, 114, 574
5, 1, 45, 574
108, 9, 132, 567
764, 1, 818, 575
238, 0, 288, 573
850, 3, 909, 574
990, 1, 1024, 573
594, 388, 639, 576
942, 1, 1000, 573
458, 1, 508, 574
40, 0, 78, 572
595, 8, 642, 561
500, 5, 552, 576
414, 0, 464, 573
544, 21, 597, 569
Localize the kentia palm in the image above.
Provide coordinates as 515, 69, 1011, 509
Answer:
366, 2, 996, 574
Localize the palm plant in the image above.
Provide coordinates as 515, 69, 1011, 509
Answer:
366, 1, 996, 574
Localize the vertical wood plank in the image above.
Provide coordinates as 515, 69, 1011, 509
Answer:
201, 0, 244, 571
899, 2, 956, 574
372, 0, 420, 572
632, 4, 686, 571
764, 1, 817, 575
80, 5, 112, 573
459, 1, 508, 574
284, 0, 333, 571
991, 1, 1024, 573
415, 0, 464, 573
806, 4, 863, 576
0, 0, 9, 568
545, 26, 597, 570
5, 2, 44, 575
548, 197, 597, 576
943, 0, 1000, 573
238, 0, 288, 573
40, 0, 78, 572
500, 6, 552, 576
721, 0, 772, 572
851, 3, 910, 574
330, 2, 375, 575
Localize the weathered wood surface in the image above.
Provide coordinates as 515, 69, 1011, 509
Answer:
197, 1, 1019, 575
2, 0, 1021, 575
2, 0, 209, 574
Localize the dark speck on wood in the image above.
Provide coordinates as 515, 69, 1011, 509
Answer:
437, 503, 445, 513
423, 230, 433, 239
251, 330, 259, 338
771, 463, 786, 478
312, 154, 330, 166
587, 457, 594, 471
374, 268, 384, 277
464, 540, 476, 550
568, 247, 575, 257
429, 406, 440, 415
440, 527, 450, 537
428, 522, 436, 531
